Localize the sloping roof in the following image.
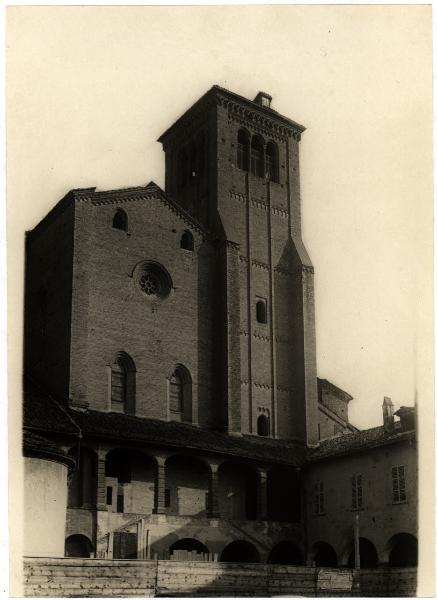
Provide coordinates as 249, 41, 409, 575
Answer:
23, 384, 306, 467
317, 378, 353, 403
71, 409, 307, 467
23, 430, 76, 469
23, 385, 81, 436
308, 426, 415, 462
90, 181, 208, 238
318, 403, 359, 433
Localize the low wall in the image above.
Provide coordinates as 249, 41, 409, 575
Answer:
24, 557, 417, 597
359, 567, 417, 597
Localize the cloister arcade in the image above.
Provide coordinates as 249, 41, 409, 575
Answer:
65, 445, 417, 568
66, 445, 301, 522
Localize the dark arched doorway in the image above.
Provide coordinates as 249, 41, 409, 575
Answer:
65, 534, 93, 558
311, 541, 338, 567
388, 533, 418, 567
268, 541, 303, 565
170, 538, 209, 561
220, 540, 260, 563
348, 537, 378, 568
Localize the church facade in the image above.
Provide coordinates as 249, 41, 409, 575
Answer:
23, 85, 417, 572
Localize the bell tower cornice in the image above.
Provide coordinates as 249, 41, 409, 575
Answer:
158, 84, 306, 149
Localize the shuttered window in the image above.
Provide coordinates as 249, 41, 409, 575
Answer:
314, 482, 324, 514
111, 365, 126, 408
170, 373, 183, 412
351, 474, 363, 509
392, 466, 406, 503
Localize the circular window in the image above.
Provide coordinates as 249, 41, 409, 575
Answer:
139, 272, 159, 296
135, 262, 172, 301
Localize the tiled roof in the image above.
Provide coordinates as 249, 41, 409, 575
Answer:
23, 386, 81, 436
23, 430, 76, 468
23, 384, 306, 467
308, 426, 415, 462
72, 409, 307, 467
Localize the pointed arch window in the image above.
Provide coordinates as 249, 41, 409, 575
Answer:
266, 141, 279, 183
112, 209, 128, 231
250, 136, 264, 177
237, 129, 250, 172
169, 365, 192, 422
257, 414, 270, 437
181, 230, 194, 251
110, 352, 136, 414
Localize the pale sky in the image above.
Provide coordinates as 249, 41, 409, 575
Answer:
6, 5, 433, 430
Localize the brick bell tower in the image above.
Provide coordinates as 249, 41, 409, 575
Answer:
159, 86, 318, 446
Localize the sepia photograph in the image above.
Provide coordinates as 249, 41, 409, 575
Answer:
6, 4, 434, 597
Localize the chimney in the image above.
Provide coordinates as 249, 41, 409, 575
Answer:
382, 396, 395, 433
254, 91, 272, 109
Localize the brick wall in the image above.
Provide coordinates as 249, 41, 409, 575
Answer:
67, 193, 216, 426
23, 558, 417, 597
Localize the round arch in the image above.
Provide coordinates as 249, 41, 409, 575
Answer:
65, 534, 93, 558
268, 541, 304, 566
387, 533, 418, 567
220, 540, 260, 563
310, 541, 338, 567
348, 537, 378, 568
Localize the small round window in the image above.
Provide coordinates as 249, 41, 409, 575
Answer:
135, 262, 172, 301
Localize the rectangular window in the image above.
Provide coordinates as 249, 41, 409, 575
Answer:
313, 482, 324, 514
106, 487, 113, 505
165, 488, 171, 508
111, 370, 126, 405
351, 474, 363, 509
392, 466, 406, 503
169, 381, 183, 412
116, 494, 124, 513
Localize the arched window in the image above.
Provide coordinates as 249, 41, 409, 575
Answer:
256, 299, 267, 324
181, 230, 194, 251
257, 415, 270, 437
169, 365, 192, 422
170, 371, 183, 413
112, 209, 128, 231
237, 129, 250, 172
266, 141, 279, 183
110, 352, 136, 414
250, 135, 264, 177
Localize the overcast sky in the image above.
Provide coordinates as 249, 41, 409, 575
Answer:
7, 5, 433, 429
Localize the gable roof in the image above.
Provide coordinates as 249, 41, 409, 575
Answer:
308, 425, 415, 462
89, 181, 208, 238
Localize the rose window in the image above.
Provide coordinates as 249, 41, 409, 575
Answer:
139, 272, 159, 296
135, 262, 172, 301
